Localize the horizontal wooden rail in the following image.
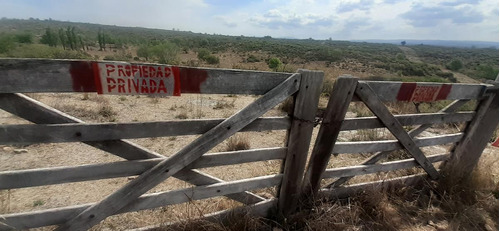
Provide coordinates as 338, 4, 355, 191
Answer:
354, 81, 488, 102
0, 117, 290, 145
0, 174, 282, 230
340, 112, 474, 131
322, 153, 448, 179
333, 133, 463, 154
0, 147, 286, 189
0, 59, 292, 95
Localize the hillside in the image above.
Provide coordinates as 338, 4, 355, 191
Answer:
0, 18, 498, 84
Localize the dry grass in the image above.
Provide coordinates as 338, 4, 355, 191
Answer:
155, 148, 499, 231
277, 97, 294, 115
225, 135, 251, 152
213, 99, 235, 110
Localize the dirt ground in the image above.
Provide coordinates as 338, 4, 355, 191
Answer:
0, 53, 497, 230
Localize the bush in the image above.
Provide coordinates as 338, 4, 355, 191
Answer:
204, 54, 219, 64
475, 65, 498, 80
150, 42, 180, 64
246, 54, 260, 62
197, 48, 219, 64
447, 59, 463, 71
197, 48, 210, 60
0, 34, 15, 53
268, 57, 282, 71
15, 33, 33, 44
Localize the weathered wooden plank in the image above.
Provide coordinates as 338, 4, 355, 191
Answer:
0, 93, 161, 160
0, 59, 291, 95
319, 173, 428, 199
0, 175, 282, 230
341, 112, 475, 131
0, 117, 291, 145
358, 81, 488, 102
355, 82, 440, 179
302, 76, 358, 198
329, 99, 469, 188
322, 153, 449, 179
442, 91, 499, 181
0, 148, 286, 189
278, 70, 324, 217
0, 93, 264, 205
333, 133, 462, 154
55, 73, 301, 230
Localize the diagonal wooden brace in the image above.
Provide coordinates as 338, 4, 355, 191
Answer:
328, 99, 469, 188
55, 73, 301, 231
0, 93, 264, 204
354, 82, 440, 179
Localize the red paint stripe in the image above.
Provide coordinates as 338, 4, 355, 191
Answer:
396, 82, 417, 101
92, 62, 104, 94
435, 84, 452, 101
69, 61, 97, 92
493, 138, 499, 147
179, 67, 208, 93
172, 66, 181, 96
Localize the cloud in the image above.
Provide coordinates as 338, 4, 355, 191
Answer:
337, 0, 374, 13
250, 9, 334, 29
440, 0, 481, 6
214, 15, 237, 28
401, 4, 484, 27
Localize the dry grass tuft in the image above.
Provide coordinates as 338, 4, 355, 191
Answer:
225, 135, 250, 152
213, 99, 235, 110
175, 111, 189, 120
278, 97, 294, 115
97, 104, 117, 121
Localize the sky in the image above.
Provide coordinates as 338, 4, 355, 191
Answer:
1, 0, 498, 42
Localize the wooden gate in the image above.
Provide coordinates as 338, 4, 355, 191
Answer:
303, 75, 498, 199
0, 59, 323, 230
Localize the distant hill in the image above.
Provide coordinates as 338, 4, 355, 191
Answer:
352, 39, 499, 49
0, 18, 497, 82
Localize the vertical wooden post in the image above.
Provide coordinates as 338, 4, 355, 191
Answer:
302, 76, 358, 199
443, 90, 498, 181
278, 70, 323, 217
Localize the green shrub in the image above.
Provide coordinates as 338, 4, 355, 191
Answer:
268, 57, 282, 71
475, 65, 498, 80
246, 54, 260, 62
0, 34, 15, 53
197, 48, 219, 64
15, 33, 33, 44
204, 54, 219, 64
447, 59, 463, 71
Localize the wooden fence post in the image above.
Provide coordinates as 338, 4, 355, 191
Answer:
278, 70, 323, 217
302, 76, 358, 200
442, 89, 498, 181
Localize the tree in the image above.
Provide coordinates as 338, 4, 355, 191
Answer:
97, 28, 106, 51
268, 57, 282, 71
401, 41, 406, 46
58, 28, 67, 50
41, 28, 58, 47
